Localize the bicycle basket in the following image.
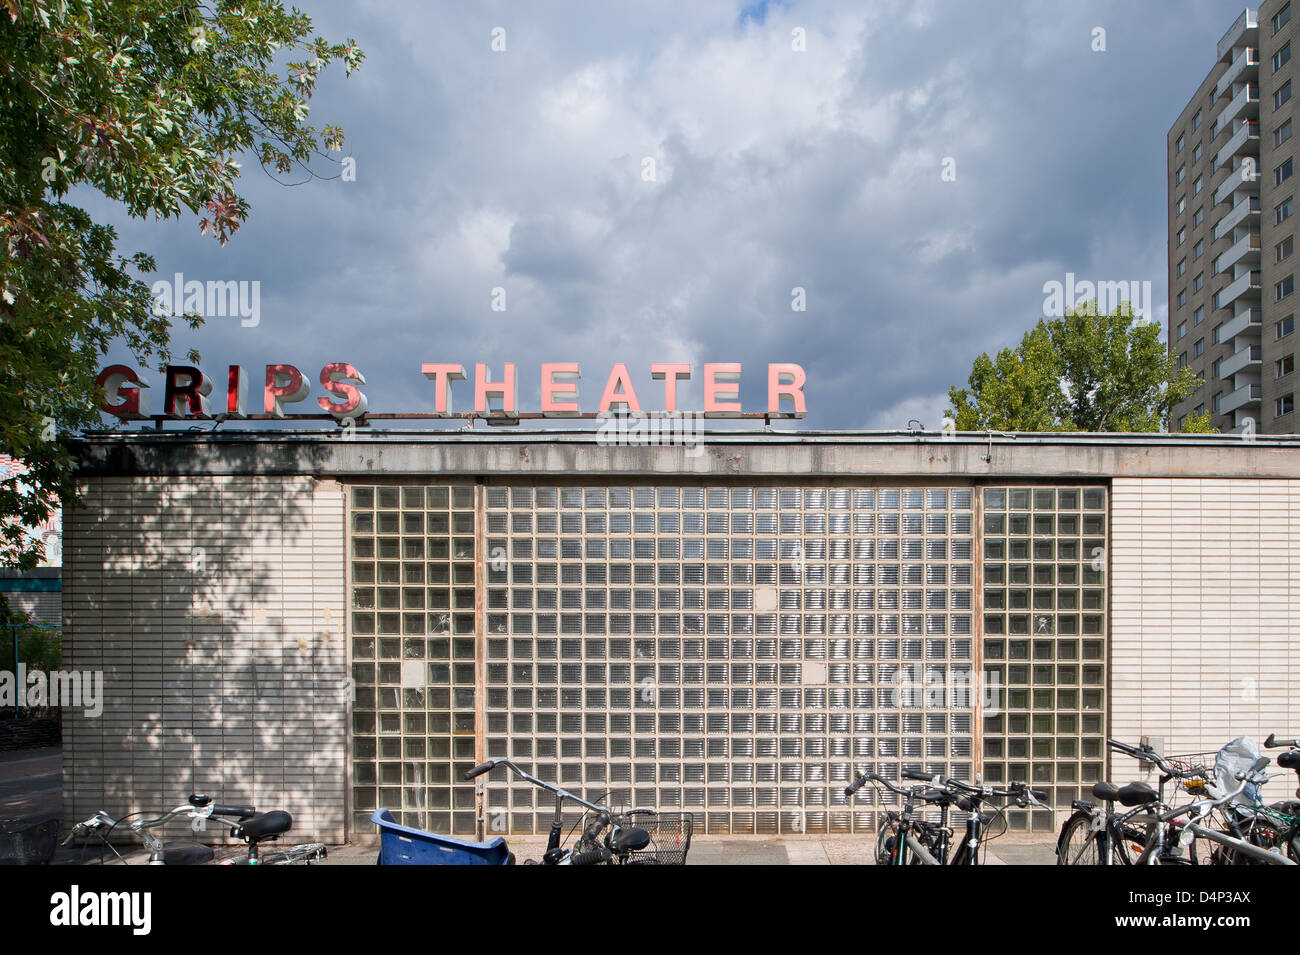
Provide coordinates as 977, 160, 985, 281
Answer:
619, 811, 694, 865
1165, 754, 1216, 794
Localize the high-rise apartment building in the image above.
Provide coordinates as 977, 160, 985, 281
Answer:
1169, 4, 1297, 433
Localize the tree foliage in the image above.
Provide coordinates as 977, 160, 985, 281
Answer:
0, 0, 361, 568
946, 302, 1208, 433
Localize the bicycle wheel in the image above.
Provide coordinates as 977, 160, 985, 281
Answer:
1056, 812, 1101, 865
1215, 819, 1284, 865
1113, 825, 1147, 864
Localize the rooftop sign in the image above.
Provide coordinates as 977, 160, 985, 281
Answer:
96, 361, 808, 423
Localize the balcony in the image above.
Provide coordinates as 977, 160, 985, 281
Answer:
1213, 232, 1261, 274
1220, 344, 1263, 377
1215, 47, 1260, 100
1213, 194, 1261, 240
1214, 118, 1259, 170
1211, 83, 1260, 138
1213, 270, 1262, 310
1214, 161, 1259, 205
1217, 9, 1258, 61
1219, 306, 1263, 342
1220, 381, 1263, 414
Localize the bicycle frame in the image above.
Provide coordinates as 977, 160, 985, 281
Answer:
1072, 800, 1160, 865
873, 780, 942, 866
65, 803, 245, 864
1133, 760, 1297, 866
949, 803, 985, 866
857, 772, 1039, 866
1136, 815, 1294, 865
463, 758, 641, 865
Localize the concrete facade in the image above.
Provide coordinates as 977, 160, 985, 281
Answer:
62, 430, 1300, 840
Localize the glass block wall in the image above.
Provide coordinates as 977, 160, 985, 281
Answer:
347, 484, 480, 835
480, 484, 975, 835
979, 486, 1108, 833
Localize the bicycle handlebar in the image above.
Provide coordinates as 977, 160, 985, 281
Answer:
569, 846, 613, 866
845, 771, 1046, 808
1108, 737, 1208, 779
460, 758, 609, 813
844, 773, 873, 796
844, 773, 931, 800
1265, 733, 1300, 749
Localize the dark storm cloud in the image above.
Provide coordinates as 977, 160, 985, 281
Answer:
90, 0, 1253, 429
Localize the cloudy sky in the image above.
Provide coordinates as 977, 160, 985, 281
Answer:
94, 0, 1254, 430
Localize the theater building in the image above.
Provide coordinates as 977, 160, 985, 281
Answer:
60, 430, 1300, 842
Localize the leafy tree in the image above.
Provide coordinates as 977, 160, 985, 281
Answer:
946, 302, 1208, 433
0, 606, 60, 674
0, 0, 361, 568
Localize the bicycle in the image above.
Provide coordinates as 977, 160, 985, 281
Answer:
844, 772, 945, 865
1134, 755, 1295, 866
62, 793, 329, 865
1056, 737, 1211, 866
461, 758, 693, 865
1213, 733, 1300, 864
845, 769, 1048, 865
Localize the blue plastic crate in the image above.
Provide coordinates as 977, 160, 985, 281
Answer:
370, 809, 514, 865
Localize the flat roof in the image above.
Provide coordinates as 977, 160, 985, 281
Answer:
70, 429, 1300, 480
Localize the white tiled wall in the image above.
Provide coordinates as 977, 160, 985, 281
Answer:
62, 475, 347, 843
1111, 478, 1300, 803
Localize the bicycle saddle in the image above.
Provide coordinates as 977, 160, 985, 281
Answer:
1269, 799, 1300, 815
235, 810, 292, 843
1278, 751, 1300, 770
161, 843, 215, 865
612, 827, 651, 853
1117, 782, 1158, 807
1091, 781, 1121, 802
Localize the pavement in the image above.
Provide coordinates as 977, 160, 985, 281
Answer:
0, 745, 61, 828
0, 746, 1060, 865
